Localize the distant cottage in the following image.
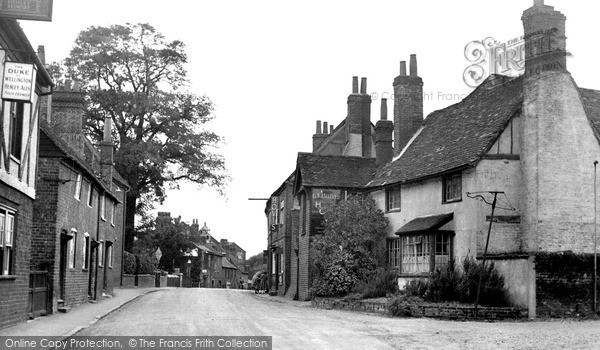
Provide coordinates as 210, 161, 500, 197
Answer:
265, 0, 600, 317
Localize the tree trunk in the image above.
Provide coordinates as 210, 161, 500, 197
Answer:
125, 192, 137, 252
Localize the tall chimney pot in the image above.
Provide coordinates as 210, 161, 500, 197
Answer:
380, 98, 388, 120
360, 77, 367, 94
409, 54, 418, 77
400, 61, 407, 76
352, 76, 359, 94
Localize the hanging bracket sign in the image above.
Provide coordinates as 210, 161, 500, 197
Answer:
0, 0, 53, 21
2, 61, 36, 103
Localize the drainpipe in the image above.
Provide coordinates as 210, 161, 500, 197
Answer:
120, 187, 129, 287
94, 189, 103, 300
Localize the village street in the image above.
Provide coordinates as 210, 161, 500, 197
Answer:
75, 288, 600, 350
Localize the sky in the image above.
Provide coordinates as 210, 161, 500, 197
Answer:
20, 0, 600, 257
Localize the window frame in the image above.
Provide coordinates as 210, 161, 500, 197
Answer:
98, 241, 104, 267
67, 230, 77, 269
387, 238, 401, 269
110, 200, 115, 225
442, 172, 462, 204
74, 173, 83, 201
0, 209, 15, 276
86, 181, 93, 208
83, 233, 90, 270
397, 232, 453, 275
385, 186, 402, 212
9, 102, 24, 160
279, 199, 285, 226
100, 194, 106, 221
107, 243, 113, 269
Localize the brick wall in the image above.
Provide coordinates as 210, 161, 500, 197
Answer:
285, 209, 300, 300
298, 191, 312, 300
522, 72, 600, 254
535, 252, 598, 317
0, 187, 34, 330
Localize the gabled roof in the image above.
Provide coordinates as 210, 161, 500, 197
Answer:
222, 258, 238, 269
39, 121, 121, 202
294, 152, 377, 193
367, 74, 523, 187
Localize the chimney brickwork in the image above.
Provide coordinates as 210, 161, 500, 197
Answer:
393, 55, 423, 156
375, 98, 393, 167
51, 80, 86, 157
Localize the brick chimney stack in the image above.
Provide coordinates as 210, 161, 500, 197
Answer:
393, 55, 423, 156
346, 76, 372, 157
37, 45, 52, 123
51, 80, 86, 157
100, 116, 114, 186
522, 0, 567, 75
312, 120, 329, 152
375, 98, 393, 167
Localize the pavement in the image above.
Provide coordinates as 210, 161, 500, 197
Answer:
0, 287, 167, 338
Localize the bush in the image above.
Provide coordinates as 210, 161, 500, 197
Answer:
405, 278, 429, 297
123, 251, 136, 274
352, 268, 398, 299
427, 262, 460, 302
136, 254, 157, 274
124, 252, 157, 275
310, 263, 356, 297
387, 294, 423, 317
402, 257, 510, 307
457, 256, 508, 306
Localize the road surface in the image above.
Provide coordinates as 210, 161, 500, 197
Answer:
77, 288, 600, 350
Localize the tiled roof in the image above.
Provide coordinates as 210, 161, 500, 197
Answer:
396, 213, 453, 235
295, 153, 377, 191
222, 258, 238, 269
367, 75, 523, 187
39, 121, 121, 202
579, 87, 600, 141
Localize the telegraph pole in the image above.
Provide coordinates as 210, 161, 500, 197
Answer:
594, 161, 598, 314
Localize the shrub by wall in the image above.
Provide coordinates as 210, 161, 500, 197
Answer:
404, 257, 510, 307
124, 251, 136, 274
124, 251, 157, 275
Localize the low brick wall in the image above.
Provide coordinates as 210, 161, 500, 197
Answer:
137, 274, 155, 288
122, 274, 136, 287
122, 274, 156, 288
312, 298, 388, 314
312, 297, 527, 320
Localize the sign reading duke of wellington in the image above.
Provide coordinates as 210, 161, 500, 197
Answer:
2, 62, 36, 103
310, 189, 342, 235
0, 0, 53, 21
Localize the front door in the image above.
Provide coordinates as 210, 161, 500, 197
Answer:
59, 234, 68, 300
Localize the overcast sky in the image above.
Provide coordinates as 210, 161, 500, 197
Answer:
21, 0, 600, 257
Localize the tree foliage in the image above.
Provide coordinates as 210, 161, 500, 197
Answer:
246, 252, 266, 279
310, 195, 388, 297
56, 23, 227, 250
133, 215, 196, 273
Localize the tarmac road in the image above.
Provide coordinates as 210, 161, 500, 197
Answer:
76, 288, 600, 350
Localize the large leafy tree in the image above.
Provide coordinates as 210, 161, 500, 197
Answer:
310, 195, 388, 296
60, 23, 227, 251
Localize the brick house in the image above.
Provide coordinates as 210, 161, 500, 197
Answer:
0, 20, 53, 329
169, 218, 247, 289
32, 83, 128, 314
264, 1, 600, 316
265, 76, 381, 300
